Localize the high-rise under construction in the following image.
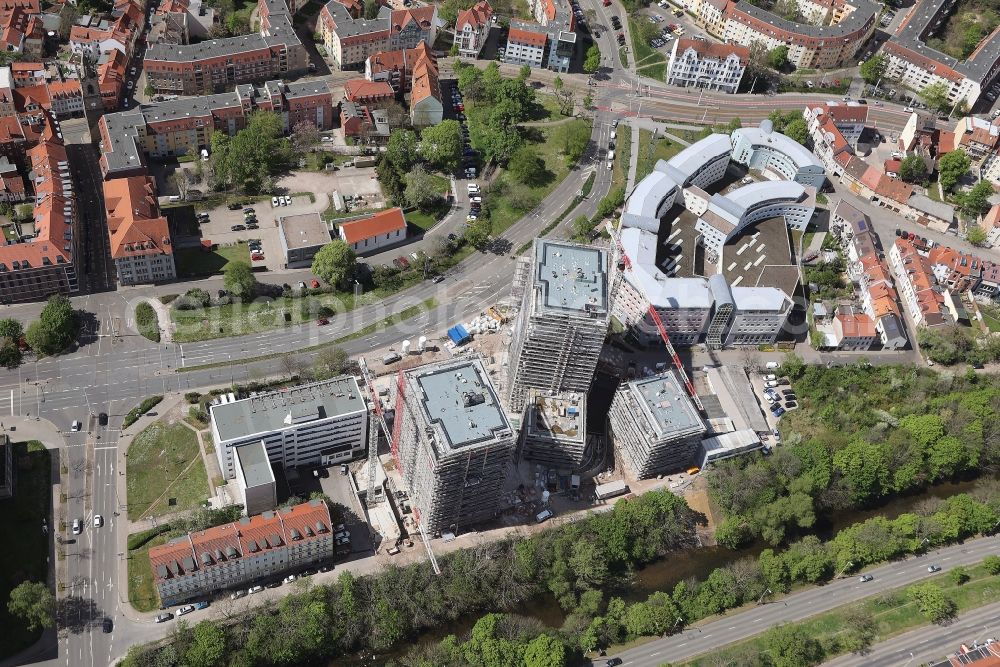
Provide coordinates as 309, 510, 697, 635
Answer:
392, 358, 516, 534
506, 239, 610, 412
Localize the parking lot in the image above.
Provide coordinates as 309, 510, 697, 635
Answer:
747, 367, 798, 431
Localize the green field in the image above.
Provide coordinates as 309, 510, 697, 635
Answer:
0, 442, 50, 661
127, 532, 169, 612
174, 244, 251, 278
629, 17, 667, 80
126, 422, 207, 521
406, 209, 440, 232
634, 129, 685, 182
683, 562, 1000, 666
612, 125, 631, 194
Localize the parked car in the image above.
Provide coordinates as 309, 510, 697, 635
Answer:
283, 574, 298, 584
765, 380, 779, 387
177, 605, 195, 616
785, 401, 798, 409
334, 530, 350, 540
72, 519, 82, 534
319, 564, 333, 573
272, 196, 280, 207
155, 613, 173, 623
231, 589, 248, 599
765, 361, 780, 370
340, 464, 349, 475
249, 585, 265, 594
227, 203, 242, 210
336, 536, 351, 546
230, 224, 246, 231
93, 515, 103, 528
194, 601, 210, 610
771, 406, 786, 417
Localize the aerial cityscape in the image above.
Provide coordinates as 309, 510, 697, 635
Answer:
0, 0, 999, 663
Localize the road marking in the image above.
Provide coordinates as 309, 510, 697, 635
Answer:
94, 446, 118, 451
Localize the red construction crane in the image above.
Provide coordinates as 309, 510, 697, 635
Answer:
605, 221, 704, 412
389, 368, 406, 463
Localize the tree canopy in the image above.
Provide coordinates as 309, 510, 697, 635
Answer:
938, 150, 971, 191
767, 45, 789, 70
898, 154, 927, 183
584, 45, 601, 73
25, 294, 77, 356
7, 581, 55, 632
223, 260, 257, 301
508, 146, 548, 186
210, 111, 290, 193
859, 55, 886, 84
311, 240, 357, 289
419, 120, 464, 172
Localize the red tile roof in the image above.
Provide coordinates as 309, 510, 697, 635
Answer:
836, 311, 876, 338
674, 37, 749, 63
339, 207, 406, 243
508, 26, 547, 47
344, 78, 394, 102
457, 0, 493, 30
103, 175, 173, 259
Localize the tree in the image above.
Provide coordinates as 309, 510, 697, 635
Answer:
311, 240, 357, 289
0, 318, 23, 342
223, 260, 257, 300
783, 118, 810, 146
859, 55, 886, 85
949, 566, 970, 585
405, 165, 445, 212
210, 111, 289, 193
967, 225, 988, 246
584, 44, 601, 73
761, 624, 825, 667
508, 146, 548, 186
920, 82, 951, 112
364, 0, 379, 18
907, 582, 957, 624
767, 45, 789, 70
185, 621, 227, 667
143, 82, 155, 97
522, 634, 568, 667
841, 608, 877, 654
556, 119, 591, 165
983, 555, 1000, 575
418, 120, 463, 172
311, 346, 350, 381
7, 581, 55, 631
939, 150, 972, 191
572, 214, 595, 241
385, 128, 419, 170
464, 217, 492, 250
519, 64, 532, 81
898, 154, 927, 183
552, 76, 575, 116
959, 180, 993, 218
290, 120, 321, 154
25, 294, 77, 356
0, 336, 21, 368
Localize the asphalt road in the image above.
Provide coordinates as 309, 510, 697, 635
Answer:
599, 536, 1000, 667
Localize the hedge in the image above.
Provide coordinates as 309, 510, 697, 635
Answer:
122, 395, 163, 430
135, 302, 160, 343
127, 524, 171, 551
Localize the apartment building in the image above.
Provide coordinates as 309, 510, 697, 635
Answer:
883, 0, 1000, 110
144, 0, 307, 95
98, 81, 333, 178
343, 78, 394, 104
690, 0, 877, 69
888, 237, 947, 327
0, 157, 25, 202
455, 0, 493, 58
97, 48, 128, 111
392, 358, 516, 533
210, 377, 368, 481
928, 246, 986, 293
506, 239, 609, 412
0, 123, 78, 304
150, 500, 334, 605
318, 2, 436, 70
609, 370, 706, 479
69, 0, 143, 61
504, 25, 547, 69
232, 441, 277, 516
277, 212, 331, 268
364, 41, 442, 126
103, 175, 176, 285
831, 310, 877, 350
505, 19, 575, 72
731, 121, 827, 189
666, 39, 748, 93
519, 390, 587, 468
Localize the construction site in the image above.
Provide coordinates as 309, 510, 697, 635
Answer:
340, 237, 779, 563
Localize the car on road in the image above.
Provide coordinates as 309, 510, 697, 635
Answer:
606, 659, 623, 667
928, 564, 942, 572
231, 590, 248, 599
102, 617, 113, 633
248, 585, 265, 594
283, 574, 297, 584
71, 420, 82, 432
316, 317, 329, 326
433, 275, 445, 283
177, 605, 195, 616
155, 613, 173, 623
93, 515, 103, 528
72, 519, 82, 534
859, 574, 874, 582
99, 412, 108, 426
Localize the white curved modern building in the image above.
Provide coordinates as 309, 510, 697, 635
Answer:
612, 127, 820, 348
731, 121, 826, 189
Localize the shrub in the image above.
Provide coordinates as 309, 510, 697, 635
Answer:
184, 392, 202, 404
134, 302, 160, 343
188, 406, 208, 424
127, 524, 171, 551
159, 294, 179, 305
122, 395, 163, 430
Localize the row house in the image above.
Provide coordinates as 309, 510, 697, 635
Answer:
318, 1, 435, 71
144, 0, 307, 95
888, 237, 948, 328
926, 246, 1000, 301
103, 175, 176, 286
343, 78, 393, 105
150, 500, 335, 606
0, 157, 25, 202
0, 121, 79, 303
69, 0, 143, 62
97, 47, 128, 111
455, 0, 493, 58
98, 80, 333, 178
0, 6, 44, 58
364, 41, 441, 126
666, 39, 748, 94
831, 310, 878, 351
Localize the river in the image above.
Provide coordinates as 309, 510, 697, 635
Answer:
334, 477, 989, 665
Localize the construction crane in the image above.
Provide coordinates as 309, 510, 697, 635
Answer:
605, 220, 704, 412
357, 358, 386, 507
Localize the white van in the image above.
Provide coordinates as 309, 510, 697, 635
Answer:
765, 361, 780, 370
466, 183, 479, 193
608, 150, 615, 161
536, 509, 553, 523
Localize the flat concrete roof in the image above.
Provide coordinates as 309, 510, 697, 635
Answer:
525, 391, 585, 444
211, 377, 366, 443
534, 239, 608, 315
280, 213, 330, 251
890, 0, 1000, 82
411, 359, 510, 450
235, 441, 274, 488
629, 370, 704, 439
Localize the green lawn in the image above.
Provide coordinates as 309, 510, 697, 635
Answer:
634, 130, 685, 182
126, 422, 207, 521
406, 209, 440, 232
174, 244, 251, 278
612, 125, 631, 194
683, 562, 1000, 666
0, 441, 50, 661
637, 62, 666, 81
981, 308, 1000, 332
629, 18, 666, 72
486, 118, 594, 236
127, 533, 170, 612
171, 291, 358, 343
